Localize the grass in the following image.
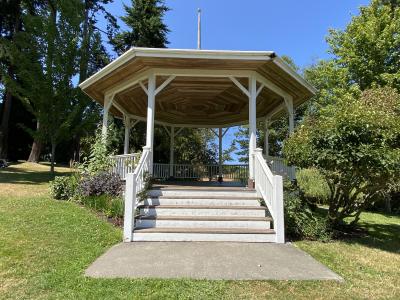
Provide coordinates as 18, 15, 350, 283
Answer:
0, 162, 399, 299
0, 161, 71, 197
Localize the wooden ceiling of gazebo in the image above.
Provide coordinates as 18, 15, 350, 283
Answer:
80, 48, 315, 127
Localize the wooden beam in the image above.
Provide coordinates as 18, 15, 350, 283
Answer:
139, 80, 148, 95
256, 83, 265, 97
229, 76, 250, 97
163, 124, 171, 137
104, 70, 151, 97
222, 127, 230, 137
155, 75, 176, 96
255, 73, 291, 99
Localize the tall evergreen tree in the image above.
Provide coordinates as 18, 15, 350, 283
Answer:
111, 0, 169, 54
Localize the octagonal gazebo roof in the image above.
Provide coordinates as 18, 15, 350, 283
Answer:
79, 48, 316, 127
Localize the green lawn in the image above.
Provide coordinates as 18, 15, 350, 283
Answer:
0, 162, 399, 299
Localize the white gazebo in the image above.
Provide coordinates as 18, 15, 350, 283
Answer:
79, 47, 315, 243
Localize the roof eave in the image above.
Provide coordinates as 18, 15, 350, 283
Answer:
79, 47, 275, 90
271, 56, 317, 95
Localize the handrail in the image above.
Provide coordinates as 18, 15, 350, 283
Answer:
123, 147, 150, 242
254, 148, 284, 243
152, 163, 249, 182
263, 154, 296, 181
110, 153, 141, 180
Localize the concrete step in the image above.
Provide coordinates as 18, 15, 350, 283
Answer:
138, 205, 268, 217
132, 227, 276, 242
143, 197, 261, 206
135, 215, 272, 229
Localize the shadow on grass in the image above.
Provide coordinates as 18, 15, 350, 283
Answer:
344, 214, 400, 254
0, 162, 70, 185
315, 206, 400, 254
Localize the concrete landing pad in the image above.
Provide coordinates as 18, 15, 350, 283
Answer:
85, 242, 343, 281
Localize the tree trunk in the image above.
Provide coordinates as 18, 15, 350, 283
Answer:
50, 141, 56, 173
385, 197, 392, 214
0, 90, 12, 158
27, 121, 42, 162
73, 134, 80, 162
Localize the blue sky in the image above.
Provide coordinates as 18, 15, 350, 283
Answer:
100, 0, 370, 162
103, 0, 370, 67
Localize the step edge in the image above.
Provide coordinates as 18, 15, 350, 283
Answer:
133, 227, 275, 234
136, 215, 272, 221
138, 205, 267, 210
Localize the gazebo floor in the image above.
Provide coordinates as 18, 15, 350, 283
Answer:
153, 180, 247, 190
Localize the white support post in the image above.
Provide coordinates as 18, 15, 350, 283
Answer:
249, 76, 257, 181
123, 114, 131, 154
123, 172, 136, 242
273, 175, 285, 243
264, 118, 270, 157
284, 96, 296, 180
284, 96, 294, 134
169, 126, 175, 177
102, 94, 114, 137
146, 73, 156, 175
218, 127, 223, 181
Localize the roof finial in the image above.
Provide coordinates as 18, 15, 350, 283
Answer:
197, 8, 201, 50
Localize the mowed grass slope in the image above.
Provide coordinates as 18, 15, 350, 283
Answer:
0, 162, 399, 299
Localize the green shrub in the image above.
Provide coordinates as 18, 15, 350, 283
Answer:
50, 175, 78, 200
80, 194, 124, 218
137, 171, 154, 202
296, 168, 330, 204
78, 172, 122, 197
284, 185, 332, 241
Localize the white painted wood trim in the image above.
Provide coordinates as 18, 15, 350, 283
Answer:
265, 102, 286, 120
123, 114, 131, 154
123, 172, 136, 242
139, 80, 148, 95
222, 127, 229, 137
146, 74, 156, 174
155, 75, 176, 96
105, 70, 151, 97
169, 126, 175, 177
284, 96, 294, 134
248, 76, 257, 179
175, 127, 184, 136
102, 94, 114, 136
255, 73, 291, 99
132, 47, 274, 61
229, 76, 250, 97
272, 56, 317, 94
273, 175, 285, 243
264, 118, 270, 156
79, 48, 274, 90
162, 125, 171, 137
131, 119, 140, 128
218, 128, 223, 178
256, 83, 265, 97
210, 128, 218, 138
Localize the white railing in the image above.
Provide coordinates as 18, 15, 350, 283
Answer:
264, 155, 296, 181
110, 153, 141, 180
153, 163, 249, 182
254, 148, 284, 243
123, 147, 151, 242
